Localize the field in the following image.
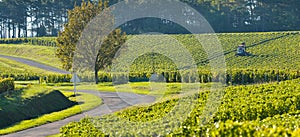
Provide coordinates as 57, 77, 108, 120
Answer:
0, 31, 299, 136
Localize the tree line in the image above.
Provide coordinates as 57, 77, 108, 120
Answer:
0, 0, 83, 38
124, 0, 300, 33
1, 0, 299, 38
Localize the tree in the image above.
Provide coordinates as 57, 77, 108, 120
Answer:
37, 24, 47, 37
56, 0, 126, 84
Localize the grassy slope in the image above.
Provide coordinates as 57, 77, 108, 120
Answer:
0, 57, 58, 75
0, 89, 75, 129
0, 85, 102, 135
0, 44, 62, 69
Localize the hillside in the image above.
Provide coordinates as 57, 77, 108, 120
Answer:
131, 32, 300, 71
0, 32, 299, 84
1, 32, 298, 71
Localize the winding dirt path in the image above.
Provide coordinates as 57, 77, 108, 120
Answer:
2, 90, 155, 137
0, 54, 69, 74
0, 55, 156, 137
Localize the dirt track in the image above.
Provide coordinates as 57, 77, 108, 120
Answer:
2, 90, 155, 137
0, 54, 69, 74
0, 55, 155, 137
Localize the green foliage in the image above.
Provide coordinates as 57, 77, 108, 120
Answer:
56, 0, 109, 71
209, 114, 300, 137
0, 78, 14, 94
127, 32, 300, 71
58, 31, 300, 84
1, 31, 298, 85
0, 37, 56, 47
1, 0, 299, 38
94, 29, 127, 84
79, 69, 299, 85
0, 73, 71, 83
0, 0, 83, 38
56, 0, 126, 85
60, 78, 300, 136
60, 118, 107, 137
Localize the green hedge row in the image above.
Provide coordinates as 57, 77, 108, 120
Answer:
0, 37, 56, 47
1, 69, 298, 84
0, 78, 14, 94
0, 73, 71, 83
91, 69, 300, 84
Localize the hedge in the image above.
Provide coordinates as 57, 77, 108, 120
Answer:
0, 37, 56, 47
1, 69, 298, 85
0, 73, 71, 83
93, 69, 300, 84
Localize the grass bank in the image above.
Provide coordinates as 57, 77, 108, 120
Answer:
0, 44, 61, 69
0, 85, 101, 135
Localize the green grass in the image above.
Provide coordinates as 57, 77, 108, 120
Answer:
0, 85, 102, 135
0, 57, 58, 75
0, 44, 62, 69
46, 81, 214, 101
47, 134, 60, 137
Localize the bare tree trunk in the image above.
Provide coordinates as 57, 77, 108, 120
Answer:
95, 68, 99, 84
12, 23, 15, 38
24, 17, 28, 37
18, 24, 21, 38
31, 15, 33, 37
0, 20, 2, 38
8, 20, 11, 38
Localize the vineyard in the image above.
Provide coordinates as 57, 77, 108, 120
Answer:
0, 31, 299, 84
60, 78, 300, 136
0, 31, 299, 136
80, 31, 300, 84
55, 31, 300, 136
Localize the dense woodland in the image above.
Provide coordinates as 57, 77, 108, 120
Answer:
0, 0, 299, 38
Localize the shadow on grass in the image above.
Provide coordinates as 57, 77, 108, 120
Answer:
0, 89, 76, 129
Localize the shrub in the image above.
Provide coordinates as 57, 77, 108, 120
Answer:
0, 78, 15, 94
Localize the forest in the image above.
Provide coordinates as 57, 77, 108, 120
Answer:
0, 0, 299, 38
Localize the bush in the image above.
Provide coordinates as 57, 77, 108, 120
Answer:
0, 73, 71, 83
0, 37, 56, 47
0, 78, 15, 94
